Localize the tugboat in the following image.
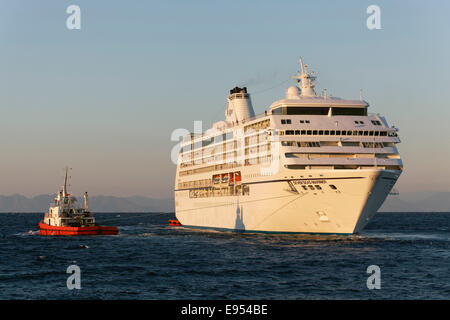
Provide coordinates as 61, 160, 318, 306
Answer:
39, 168, 118, 236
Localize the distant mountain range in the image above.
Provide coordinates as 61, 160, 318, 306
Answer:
0, 191, 449, 213
379, 191, 450, 212
0, 194, 174, 213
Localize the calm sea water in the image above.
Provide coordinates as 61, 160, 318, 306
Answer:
0, 212, 448, 299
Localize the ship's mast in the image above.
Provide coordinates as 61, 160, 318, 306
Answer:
62, 166, 70, 197
292, 57, 317, 97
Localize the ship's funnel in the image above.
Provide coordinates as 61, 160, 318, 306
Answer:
225, 87, 255, 124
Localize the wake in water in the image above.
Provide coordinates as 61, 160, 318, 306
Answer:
362, 231, 449, 241
14, 230, 39, 236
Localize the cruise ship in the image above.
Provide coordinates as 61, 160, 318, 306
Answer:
174, 59, 403, 234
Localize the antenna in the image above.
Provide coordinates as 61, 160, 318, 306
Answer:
299, 57, 305, 74
62, 166, 72, 196
360, 89, 363, 101
63, 167, 68, 196
292, 57, 317, 97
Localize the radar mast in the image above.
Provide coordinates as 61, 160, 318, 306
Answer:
292, 57, 317, 97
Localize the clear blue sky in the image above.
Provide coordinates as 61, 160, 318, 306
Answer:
0, 0, 449, 197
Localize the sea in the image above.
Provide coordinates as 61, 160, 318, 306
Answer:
0, 212, 448, 299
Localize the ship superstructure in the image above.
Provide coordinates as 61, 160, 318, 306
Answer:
174, 59, 403, 234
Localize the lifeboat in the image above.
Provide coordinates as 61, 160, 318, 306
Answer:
213, 175, 221, 184
221, 173, 229, 183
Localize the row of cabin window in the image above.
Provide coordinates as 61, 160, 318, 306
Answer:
181, 132, 234, 152
282, 119, 381, 126
362, 142, 384, 148
281, 119, 311, 124
244, 119, 270, 132
179, 179, 212, 189
285, 164, 401, 170
184, 133, 270, 156
282, 141, 320, 147
282, 141, 387, 148
283, 129, 395, 137
299, 184, 338, 191
272, 107, 367, 116
189, 185, 250, 198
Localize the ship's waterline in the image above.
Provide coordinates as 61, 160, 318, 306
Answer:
174, 59, 402, 234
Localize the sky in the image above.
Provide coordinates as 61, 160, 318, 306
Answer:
0, 0, 449, 198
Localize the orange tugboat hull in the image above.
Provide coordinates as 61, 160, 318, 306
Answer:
39, 222, 118, 236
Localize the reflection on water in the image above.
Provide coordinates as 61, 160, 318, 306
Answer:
234, 202, 245, 231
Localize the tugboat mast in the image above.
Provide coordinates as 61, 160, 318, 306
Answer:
62, 166, 69, 197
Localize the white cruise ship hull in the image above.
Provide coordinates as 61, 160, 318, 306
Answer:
175, 169, 399, 235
